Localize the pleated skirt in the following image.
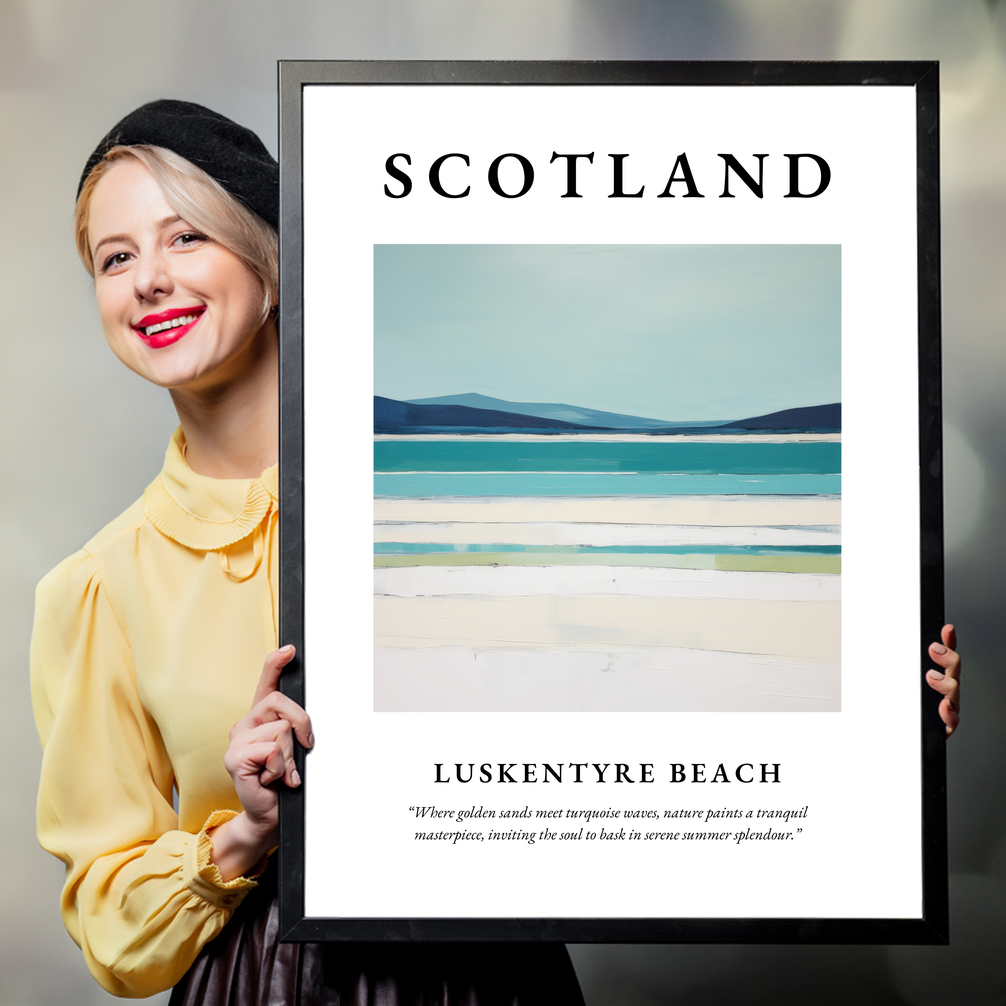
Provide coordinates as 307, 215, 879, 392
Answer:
169, 870, 585, 1006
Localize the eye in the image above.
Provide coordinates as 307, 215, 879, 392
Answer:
172, 230, 208, 249
100, 251, 132, 274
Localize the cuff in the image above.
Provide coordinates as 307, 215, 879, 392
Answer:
182, 810, 269, 910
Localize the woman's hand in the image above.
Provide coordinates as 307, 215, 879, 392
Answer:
926, 624, 961, 738
209, 645, 314, 881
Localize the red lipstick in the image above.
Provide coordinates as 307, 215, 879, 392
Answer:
132, 306, 205, 349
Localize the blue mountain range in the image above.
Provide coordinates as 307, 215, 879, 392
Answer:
375, 395, 841, 435
405, 394, 695, 429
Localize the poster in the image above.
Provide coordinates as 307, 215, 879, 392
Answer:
278, 62, 945, 942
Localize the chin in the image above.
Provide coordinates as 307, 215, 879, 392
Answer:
162, 364, 225, 392
122, 354, 214, 391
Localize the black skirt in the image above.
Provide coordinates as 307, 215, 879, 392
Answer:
169, 869, 585, 1006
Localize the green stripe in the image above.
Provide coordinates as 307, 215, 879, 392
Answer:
714, 554, 841, 573
374, 553, 841, 573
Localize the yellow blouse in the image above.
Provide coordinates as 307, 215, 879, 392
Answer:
31, 429, 279, 998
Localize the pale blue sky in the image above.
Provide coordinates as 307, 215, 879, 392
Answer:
374, 244, 840, 422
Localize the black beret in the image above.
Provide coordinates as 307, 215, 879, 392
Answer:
78, 99, 278, 228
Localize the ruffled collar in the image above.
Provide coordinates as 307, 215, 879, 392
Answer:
143, 428, 278, 551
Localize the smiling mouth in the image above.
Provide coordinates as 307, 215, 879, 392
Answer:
135, 307, 206, 338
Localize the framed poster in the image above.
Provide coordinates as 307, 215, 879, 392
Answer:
277, 61, 946, 943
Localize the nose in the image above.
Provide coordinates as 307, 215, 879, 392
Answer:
133, 247, 173, 303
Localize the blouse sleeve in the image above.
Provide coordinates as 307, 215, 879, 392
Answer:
31, 549, 262, 998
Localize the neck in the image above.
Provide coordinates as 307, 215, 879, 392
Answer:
169, 319, 280, 479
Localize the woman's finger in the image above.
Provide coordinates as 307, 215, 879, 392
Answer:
928, 641, 961, 680
926, 648, 961, 737
224, 739, 287, 787
255, 742, 287, 787
928, 622, 961, 734
252, 644, 296, 707
233, 718, 301, 788
939, 697, 961, 737
231, 689, 313, 750
247, 690, 313, 748
941, 623, 957, 653
925, 668, 959, 704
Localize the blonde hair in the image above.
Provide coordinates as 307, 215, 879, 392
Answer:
75, 145, 278, 323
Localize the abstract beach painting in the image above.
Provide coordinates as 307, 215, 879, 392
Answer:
374, 245, 840, 712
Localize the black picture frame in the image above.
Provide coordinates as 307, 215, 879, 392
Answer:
277, 60, 945, 944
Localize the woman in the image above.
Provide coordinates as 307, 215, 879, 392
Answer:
31, 100, 585, 1003
33, 99, 963, 1003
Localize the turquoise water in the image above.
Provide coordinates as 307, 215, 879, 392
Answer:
373, 472, 841, 496
374, 439, 840, 475
375, 542, 841, 556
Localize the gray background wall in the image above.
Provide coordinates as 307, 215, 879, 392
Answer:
1, 2, 1003, 1003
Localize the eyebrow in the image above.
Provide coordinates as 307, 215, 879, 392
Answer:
91, 215, 185, 258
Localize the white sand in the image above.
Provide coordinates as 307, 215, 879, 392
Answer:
374, 520, 841, 547
374, 565, 841, 602
374, 495, 842, 526
375, 594, 840, 662
374, 644, 840, 712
